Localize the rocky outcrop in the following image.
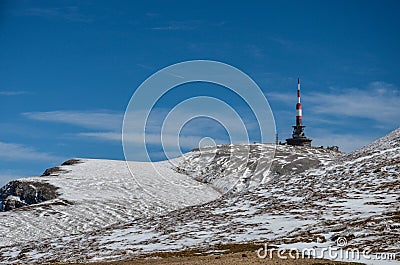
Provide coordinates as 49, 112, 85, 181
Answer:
41, 159, 82, 176
0, 180, 59, 211
61, 159, 82, 166
0, 159, 81, 211
41, 166, 64, 176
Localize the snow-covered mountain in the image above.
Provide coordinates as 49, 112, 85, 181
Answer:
0, 128, 399, 264
0, 159, 220, 247
177, 143, 339, 193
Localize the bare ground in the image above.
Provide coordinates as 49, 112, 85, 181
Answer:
62, 244, 363, 265
68, 251, 363, 265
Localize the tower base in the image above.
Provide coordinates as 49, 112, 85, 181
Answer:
286, 137, 312, 147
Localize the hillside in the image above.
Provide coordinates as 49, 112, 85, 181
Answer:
0, 159, 220, 247
0, 129, 399, 264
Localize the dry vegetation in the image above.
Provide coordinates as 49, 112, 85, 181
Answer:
63, 244, 363, 265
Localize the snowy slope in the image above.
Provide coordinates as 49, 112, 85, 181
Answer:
0, 129, 399, 264
0, 159, 220, 247
176, 143, 339, 193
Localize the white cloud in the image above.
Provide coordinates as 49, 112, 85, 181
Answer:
267, 81, 400, 126
311, 132, 375, 153
78, 132, 122, 141
0, 173, 19, 187
266, 92, 293, 103
0, 90, 30, 96
23, 108, 239, 148
0, 141, 61, 162
22, 108, 267, 158
367, 81, 397, 92
267, 81, 400, 152
309, 87, 400, 125
22, 110, 123, 130
78, 132, 226, 150
78, 131, 227, 161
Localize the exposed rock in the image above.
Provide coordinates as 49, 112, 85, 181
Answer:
61, 159, 82, 166
0, 180, 59, 211
41, 166, 64, 176
2, 196, 25, 211
41, 159, 81, 176
0, 129, 399, 264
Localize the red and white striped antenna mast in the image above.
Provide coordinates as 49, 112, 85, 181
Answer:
296, 77, 302, 126
286, 77, 312, 147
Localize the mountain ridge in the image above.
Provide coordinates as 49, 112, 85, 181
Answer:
0, 128, 399, 264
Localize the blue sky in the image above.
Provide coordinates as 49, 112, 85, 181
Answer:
1, 0, 399, 186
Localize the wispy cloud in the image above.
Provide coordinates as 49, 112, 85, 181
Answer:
0, 141, 60, 162
0, 90, 30, 96
0, 173, 19, 187
245, 44, 264, 60
266, 91, 292, 103
136, 63, 155, 70
0, 170, 27, 187
22, 110, 123, 130
268, 81, 400, 151
268, 36, 323, 57
310, 128, 377, 153
309, 83, 400, 125
267, 81, 400, 126
150, 20, 201, 31
23, 108, 256, 153
78, 132, 227, 149
22, 6, 92, 23
78, 132, 121, 141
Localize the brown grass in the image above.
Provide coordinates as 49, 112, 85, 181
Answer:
60, 243, 363, 265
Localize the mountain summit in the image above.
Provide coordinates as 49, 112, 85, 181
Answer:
0, 128, 399, 264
